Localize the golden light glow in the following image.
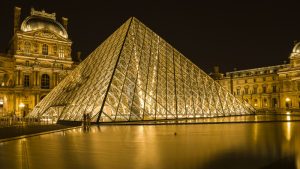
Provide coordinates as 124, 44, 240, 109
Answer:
285, 122, 292, 141
19, 103, 25, 108
285, 97, 291, 102
27, 17, 255, 122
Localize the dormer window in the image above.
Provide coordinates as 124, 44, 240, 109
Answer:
42, 44, 48, 55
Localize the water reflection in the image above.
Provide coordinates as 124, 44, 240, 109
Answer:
0, 120, 300, 169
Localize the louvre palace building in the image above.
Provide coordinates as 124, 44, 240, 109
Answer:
0, 7, 76, 117
211, 42, 300, 113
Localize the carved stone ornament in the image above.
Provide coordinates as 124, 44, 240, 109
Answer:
34, 31, 57, 39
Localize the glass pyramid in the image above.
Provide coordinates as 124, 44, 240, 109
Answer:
28, 17, 255, 123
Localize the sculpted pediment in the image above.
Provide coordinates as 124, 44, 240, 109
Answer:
21, 30, 68, 41
34, 31, 58, 39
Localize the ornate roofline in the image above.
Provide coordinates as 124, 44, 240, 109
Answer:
30, 8, 56, 20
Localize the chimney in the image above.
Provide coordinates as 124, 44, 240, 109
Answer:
14, 7, 21, 34
77, 51, 82, 62
213, 66, 219, 73
61, 17, 68, 31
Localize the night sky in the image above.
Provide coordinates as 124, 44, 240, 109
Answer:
1, 0, 300, 73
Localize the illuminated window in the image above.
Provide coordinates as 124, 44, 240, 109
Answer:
58, 46, 64, 58
254, 99, 258, 106
42, 44, 48, 55
24, 75, 30, 87
272, 98, 277, 108
24, 42, 31, 54
263, 98, 267, 107
41, 74, 50, 89
237, 89, 240, 95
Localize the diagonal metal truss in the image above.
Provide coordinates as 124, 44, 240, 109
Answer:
27, 17, 255, 123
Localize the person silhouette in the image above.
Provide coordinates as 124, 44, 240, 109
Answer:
82, 113, 87, 126
86, 113, 91, 127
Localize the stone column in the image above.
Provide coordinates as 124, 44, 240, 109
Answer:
51, 72, 55, 88
15, 70, 20, 86
34, 93, 40, 106
36, 71, 40, 87
33, 71, 36, 86
20, 71, 23, 86
55, 72, 58, 87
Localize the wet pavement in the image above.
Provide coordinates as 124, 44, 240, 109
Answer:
0, 115, 300, 169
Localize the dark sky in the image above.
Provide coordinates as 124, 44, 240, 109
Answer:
1, 0, 300, 73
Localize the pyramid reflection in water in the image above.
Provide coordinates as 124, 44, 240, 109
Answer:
28, 17, 255, 123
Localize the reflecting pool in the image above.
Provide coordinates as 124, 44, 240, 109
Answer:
0, 120, 300, 169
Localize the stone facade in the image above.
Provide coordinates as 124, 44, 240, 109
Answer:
211, 42, 300, 113
0, 7, 75, 117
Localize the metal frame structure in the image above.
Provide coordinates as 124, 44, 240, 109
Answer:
27, 17, 255, 123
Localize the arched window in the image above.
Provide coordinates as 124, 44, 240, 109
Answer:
58, 46, 64, 58
254, 99, 258, 107
263, 98, 267, 107
41, 74, 50, 89
24, 42, 31, 54
272, 98, 277, 108
42, 44, 48, 55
